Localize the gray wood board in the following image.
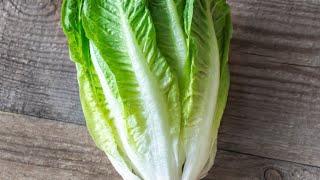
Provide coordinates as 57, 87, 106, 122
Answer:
219, 0, 320, 167
209, 150, 320, 180
0, 111, 120, 180
1, 0, 320, 172
1, 111, 320, 180
0, 0, 84, 124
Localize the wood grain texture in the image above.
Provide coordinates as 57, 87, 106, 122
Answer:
2, 111, 320, 180
229, 0, 320, 67
219, 0, 320, 167
220, 57, 320, 166
0, 0, 84, 124
208, 150, 320, 180
0, 111, 120, 180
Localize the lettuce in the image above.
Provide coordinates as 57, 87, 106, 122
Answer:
61, 0, 232, 179
182, 1, 233, 179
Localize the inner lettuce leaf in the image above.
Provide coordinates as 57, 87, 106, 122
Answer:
148, 0, 188, 84
61, 0, 232, 179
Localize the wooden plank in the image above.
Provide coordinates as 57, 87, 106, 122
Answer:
219, 54, 320, 166
0, 0, 84, 124
218, 0, 320, 167
1, 111, 320, 180
0, 111, 119, 180
0, 159, 117, 180
209, 150, 320, 180
229, 0, 320, 67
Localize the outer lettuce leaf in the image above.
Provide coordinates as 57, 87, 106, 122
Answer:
181, 0, 232, 179
80, 0, 182, 179
62, 0, 139, 179
200, 1, 232, 177
61, 0, 85, 65
77, 64, 140, 180
148, 0, 188, 82
182, 0, 220, 179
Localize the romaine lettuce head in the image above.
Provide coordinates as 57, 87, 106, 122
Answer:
61, 0, 232, 179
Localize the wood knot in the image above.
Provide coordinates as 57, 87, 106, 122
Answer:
264, 168, 282, 180
7, 0, 57, 18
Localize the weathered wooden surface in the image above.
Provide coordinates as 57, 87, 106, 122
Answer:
1, 111, 320, 180
0, 0, 320, 179
0, 112, 120, 180
219, 0, 320, 167
230, 0, 320, 67
0, 0, 83, 124
209, 150, 320, 180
